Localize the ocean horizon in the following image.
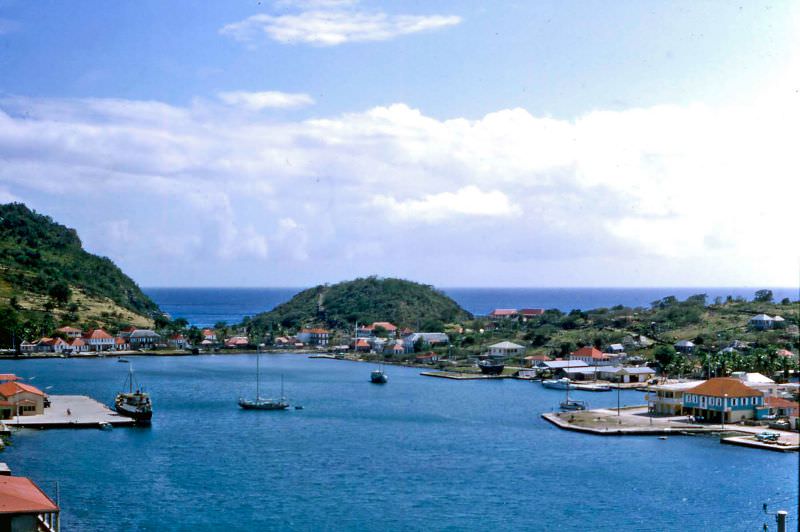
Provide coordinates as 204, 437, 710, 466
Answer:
145, 286, 798, 328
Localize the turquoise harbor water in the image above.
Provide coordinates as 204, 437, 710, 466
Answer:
145, 287, 799, 327
2, 355, 797, 531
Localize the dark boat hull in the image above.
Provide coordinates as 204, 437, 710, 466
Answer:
478, 362, 504, 375
238, 399, 289, 410
114, 404, 153, 423
370, 371, 388, 384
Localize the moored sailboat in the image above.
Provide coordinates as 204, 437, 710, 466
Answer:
238, 354, 290, 410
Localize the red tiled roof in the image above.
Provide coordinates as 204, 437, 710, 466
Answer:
520, 308, 544, 316
765, 396, 799, 410
301, 328, 330, 334
83, 329, 113, 340
0, 476, 59, 514
490, 309, 517, 316
355, 339, 370, 347
688, 378, 762, 398
114, 337, 126, 345
371, 322, 397, 331
0, 382, 45, 398
572, 346, 607, 359
68, 338, 85, 346
0, 375, 19, 382
56, 326, 81, 333
776, 349, 796, 358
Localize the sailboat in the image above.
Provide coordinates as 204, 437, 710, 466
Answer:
558, 358, 586, 411
370, 362, 388, 384
114, 363, 153, 424
238, 354, 290, 410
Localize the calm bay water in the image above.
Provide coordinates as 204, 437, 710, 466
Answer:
145, 287, 798, 327
2, 355, 797, 531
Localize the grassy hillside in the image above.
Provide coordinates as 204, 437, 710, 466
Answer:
0, 203, 160, 342
246, 277, 472, 332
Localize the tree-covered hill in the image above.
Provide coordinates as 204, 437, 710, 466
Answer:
246, 277, 472, 332
0, 203, 160, 340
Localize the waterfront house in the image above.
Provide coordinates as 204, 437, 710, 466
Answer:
569, 346, 612, 366
486, 341, 525, 360
489, 309, 517, 319
19, 341, 35, 354
606, 343, 625, 354
55, 326, 82, 339
403, 332, 449, 349
0, 475, 60, 532
558, 366, 599, 380
524, 354, 549, 367
353, 338, 371, 353
83, 329, 114, 351
519, 308, 544, 321
674, 340, 695, 354
371, 322, 398, 338
123, 329, 161, 349
34, 337, 69, 354
775, 348, 796, 359
730, 372, 783, 397
646, 381, 704, 416
168, 334, 188, 349
0, 382, 46, 416
596, 366, 656, 383
682, 377, 763, 423
386, 340, 407, 356
224, 336, 249, 348
414, 352, 439, 364
622, 335, 654, 349
67, 338, 88, 354
296, 328, 331, 347
201, 329, 217, 342
763, 396, 799, 418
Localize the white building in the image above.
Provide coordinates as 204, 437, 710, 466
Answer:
486, 341, 525, 360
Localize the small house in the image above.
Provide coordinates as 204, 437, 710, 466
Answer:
168, 334, 188, 349
674, 340, 695, 354
489, 309, 518, 319
225, 336, 249, 348
296, 328, 331, 346
647, 381, 704, 416
55, 326, 82, 339
83, 329, 115, 351
569, 346, 612, 366
0, 476, 60, 532
486, 341, 525, 360
0, 382, 46, 416
201, 329, 217, 342
749, 314, 775, 330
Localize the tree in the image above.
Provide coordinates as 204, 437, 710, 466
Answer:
653, 345, 676, 369
754, 289, 773, 303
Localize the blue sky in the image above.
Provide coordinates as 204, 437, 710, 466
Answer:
0, 0, 798, 287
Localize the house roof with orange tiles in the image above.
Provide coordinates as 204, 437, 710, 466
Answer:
56, 326, 82, 333
0, 476, 59, 514
688, 378, 762, 398
83, 329, 113, 340
0, 375, 19, 382
371, 322, 397, 331
519, 308, 544, 316
489, 309, 517, 316
765, 396, 799, 411
571, 346, 607, 359
0, 382, 45, 398
301, 328, 330, 334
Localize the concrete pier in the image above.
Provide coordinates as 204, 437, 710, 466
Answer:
6, 395, 135, 429
420, 371, 511, 380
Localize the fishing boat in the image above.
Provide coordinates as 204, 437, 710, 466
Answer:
114, 364, 153, 424
542, 377, 571, 390
238, 354, 290, 410
370, 367, 388, 384
478, 359, 504, 375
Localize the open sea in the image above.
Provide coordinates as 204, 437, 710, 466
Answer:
2, 355, 798, 531
145, 287, 799, 327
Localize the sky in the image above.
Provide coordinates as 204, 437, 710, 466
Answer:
0, 0, 798, 288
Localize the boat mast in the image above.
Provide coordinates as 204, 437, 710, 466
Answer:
256, 353, 260, 400
129, 364, 133, 394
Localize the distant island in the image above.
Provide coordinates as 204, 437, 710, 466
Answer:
0, 203, 161, 342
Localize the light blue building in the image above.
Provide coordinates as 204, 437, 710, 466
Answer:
682, 377, 763, 423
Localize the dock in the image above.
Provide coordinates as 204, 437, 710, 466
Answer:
721, 435, 799, 452
6, 395, 135, 429
541, 409, 712, 436
420, 371, 512, 380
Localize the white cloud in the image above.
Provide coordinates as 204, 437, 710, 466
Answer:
0, 88, 797, 285
218, 90, 315, 110
220, 10, 461, 46
373, 186, 521, 222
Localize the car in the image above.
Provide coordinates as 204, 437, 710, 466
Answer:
755, 431, 780, 442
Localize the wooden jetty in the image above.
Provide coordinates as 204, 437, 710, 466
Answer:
420, 371, 512, 380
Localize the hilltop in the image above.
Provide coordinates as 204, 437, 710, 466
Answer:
0, 203, 160, 340
245, 277, 472, 332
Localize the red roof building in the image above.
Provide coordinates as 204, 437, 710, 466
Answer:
489, 309, 518, 318
0, 476, 59, 530
0, 375, 19, 383
569, 346, 611, 366
764, 396, 799, 417
0, 382, 45, 398
519, 308, 544, 317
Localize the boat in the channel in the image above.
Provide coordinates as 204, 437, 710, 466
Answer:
114, 363, 153, 424
542, 377, 571, 390
478, 360, 504, 375
238, 354, 290, 411
370, 367, 388, 384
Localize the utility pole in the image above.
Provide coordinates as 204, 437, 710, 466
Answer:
617, 381, 621, 416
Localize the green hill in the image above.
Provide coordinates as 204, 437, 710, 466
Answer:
0, 203, 160, 342
246, 277, 472, 332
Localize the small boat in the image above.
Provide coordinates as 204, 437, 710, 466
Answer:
560, 399, 587, 411
478, 360, 504, 375
118, 358, 129, 363
659, 436, 668, 440
114, 364, 152, 424
98, 422, 113, 430
542, 378, 571, 390
238, 354, 290, 411
370, 368, 388, 384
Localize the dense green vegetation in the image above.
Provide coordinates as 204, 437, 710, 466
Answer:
245, 277, 472, 333
0, 203, 161, 346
